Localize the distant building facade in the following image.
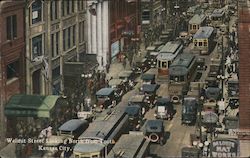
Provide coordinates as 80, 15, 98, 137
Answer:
0, 0, 25, 148
25, 0, 87, 95
87, 0, 139, 71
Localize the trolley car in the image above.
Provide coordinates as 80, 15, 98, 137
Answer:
156, 41, 183, 77
193, 26, 215, 55
106, 131, 150, 158
73, 106, 129, 158
168, 53, 197, 103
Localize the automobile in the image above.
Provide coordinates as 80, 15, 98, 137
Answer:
95, 88, 119, 112
132, 58, 150, 74
57, 119, 89, 139
143, 120, 165, 145
154, 97, 174, 120
205, 87, 221, 101
129, 94, 149, 115
141, 73, 156, 84
146, 51, 159, 68
197, 57, 207, 71
108, 78, 126, 97
125, 105, 142, 131
140, 84, 158, 108
182, 97, 198, 125
118, 70, 136, 91
181, 147, 201, 158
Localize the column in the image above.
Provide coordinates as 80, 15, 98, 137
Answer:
97, 2, 103, 70
87, 5, 92, 53
92, 4, 97, 55
102, 1, 109, 69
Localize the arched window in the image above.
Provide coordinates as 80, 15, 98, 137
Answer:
31, 0, 42, 24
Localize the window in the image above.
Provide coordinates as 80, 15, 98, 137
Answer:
67, 27, 71, 48
31, 0, 42, 24
32, 35, 43, 58
162, 61, 167, 68
71, 1, 74, 13
204, 41, 208, 47
52, 82, 61, 95
199, 42, 203, 46
79, 21, 85, 43
142, 10, 150, 21
189, 24, 192, 30
51, 32, 59, 57
66, 0, 70, 15
78, 0, 85, 11
73, 25, 75, 46
50, 0, 58, 20
61, 1, 64, 16
6, 61, 19, 80
194, 42, 197, 47
6, 15, 17, 40
193, 25, 197, 30
63, 29, 66, 51
52, 66, 60, 80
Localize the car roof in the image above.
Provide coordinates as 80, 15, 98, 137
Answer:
96, 88, 114, 96
141, 74, 155, 80
141, 84, 158, 92
125, 105, 140, 115
58, 119, 88, 132
129, 95, 145, 102
145, 120, 163, 133
156, 97, 171, 104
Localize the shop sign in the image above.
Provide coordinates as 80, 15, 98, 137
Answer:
210, 139, 238, 157
111, 41, 120, 58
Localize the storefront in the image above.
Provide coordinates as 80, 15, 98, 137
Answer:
4, 94, 70, 137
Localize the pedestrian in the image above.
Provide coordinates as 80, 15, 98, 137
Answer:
123, 59, 126, 68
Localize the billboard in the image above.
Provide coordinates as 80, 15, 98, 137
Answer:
210, 139, 238, 158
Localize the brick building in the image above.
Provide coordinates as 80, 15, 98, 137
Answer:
0, 0, 25, 148
238, 0, 250, 140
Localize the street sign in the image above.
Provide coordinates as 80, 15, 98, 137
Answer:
77, 111, 93, 119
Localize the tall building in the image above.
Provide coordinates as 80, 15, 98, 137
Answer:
25, 0, 87, 95
0, 0, 25, 148
87, 0, 139, 71
238, 0, 250, 140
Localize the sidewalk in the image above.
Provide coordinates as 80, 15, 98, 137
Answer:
0, 143, 16, 158
106, 42, 147, 80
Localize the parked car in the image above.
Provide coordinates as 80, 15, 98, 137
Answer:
155, 97, 174, 120
95, 88, 119, 112
118, 70, 136, 91
125, 105, 142, 131
129, 94, 149, 115
57, 119, 89, 139
108, 78, 126, 97
197, 57, 207, 71
132, 58, 150, 74
181, 147, 200, 158
182, 97, 198, 125
143, 120, 166, 145
140, 84, 158, 108
141, 73, 156, 84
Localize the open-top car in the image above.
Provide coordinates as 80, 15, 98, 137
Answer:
95, 88, 119, 112
108, 78, 126, 97
140, 84, 158, 107
129, 94, 149, 114
155, 97, 174, 120
125, 105, 143, 131
132, 58, 150, 74
197, 57, 207, 71
141, 73, 156, 84
118, 70, 136, 91
143, 119, 165, 145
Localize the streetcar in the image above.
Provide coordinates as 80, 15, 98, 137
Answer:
73, 106, 129, 158
106, 131, 150, 158
168, 53, 197, 103
193, 26, 215, 55
156, 41, 183, 78
210, 8, 226, 28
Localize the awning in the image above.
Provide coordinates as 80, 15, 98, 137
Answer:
4, 94, 60, 117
